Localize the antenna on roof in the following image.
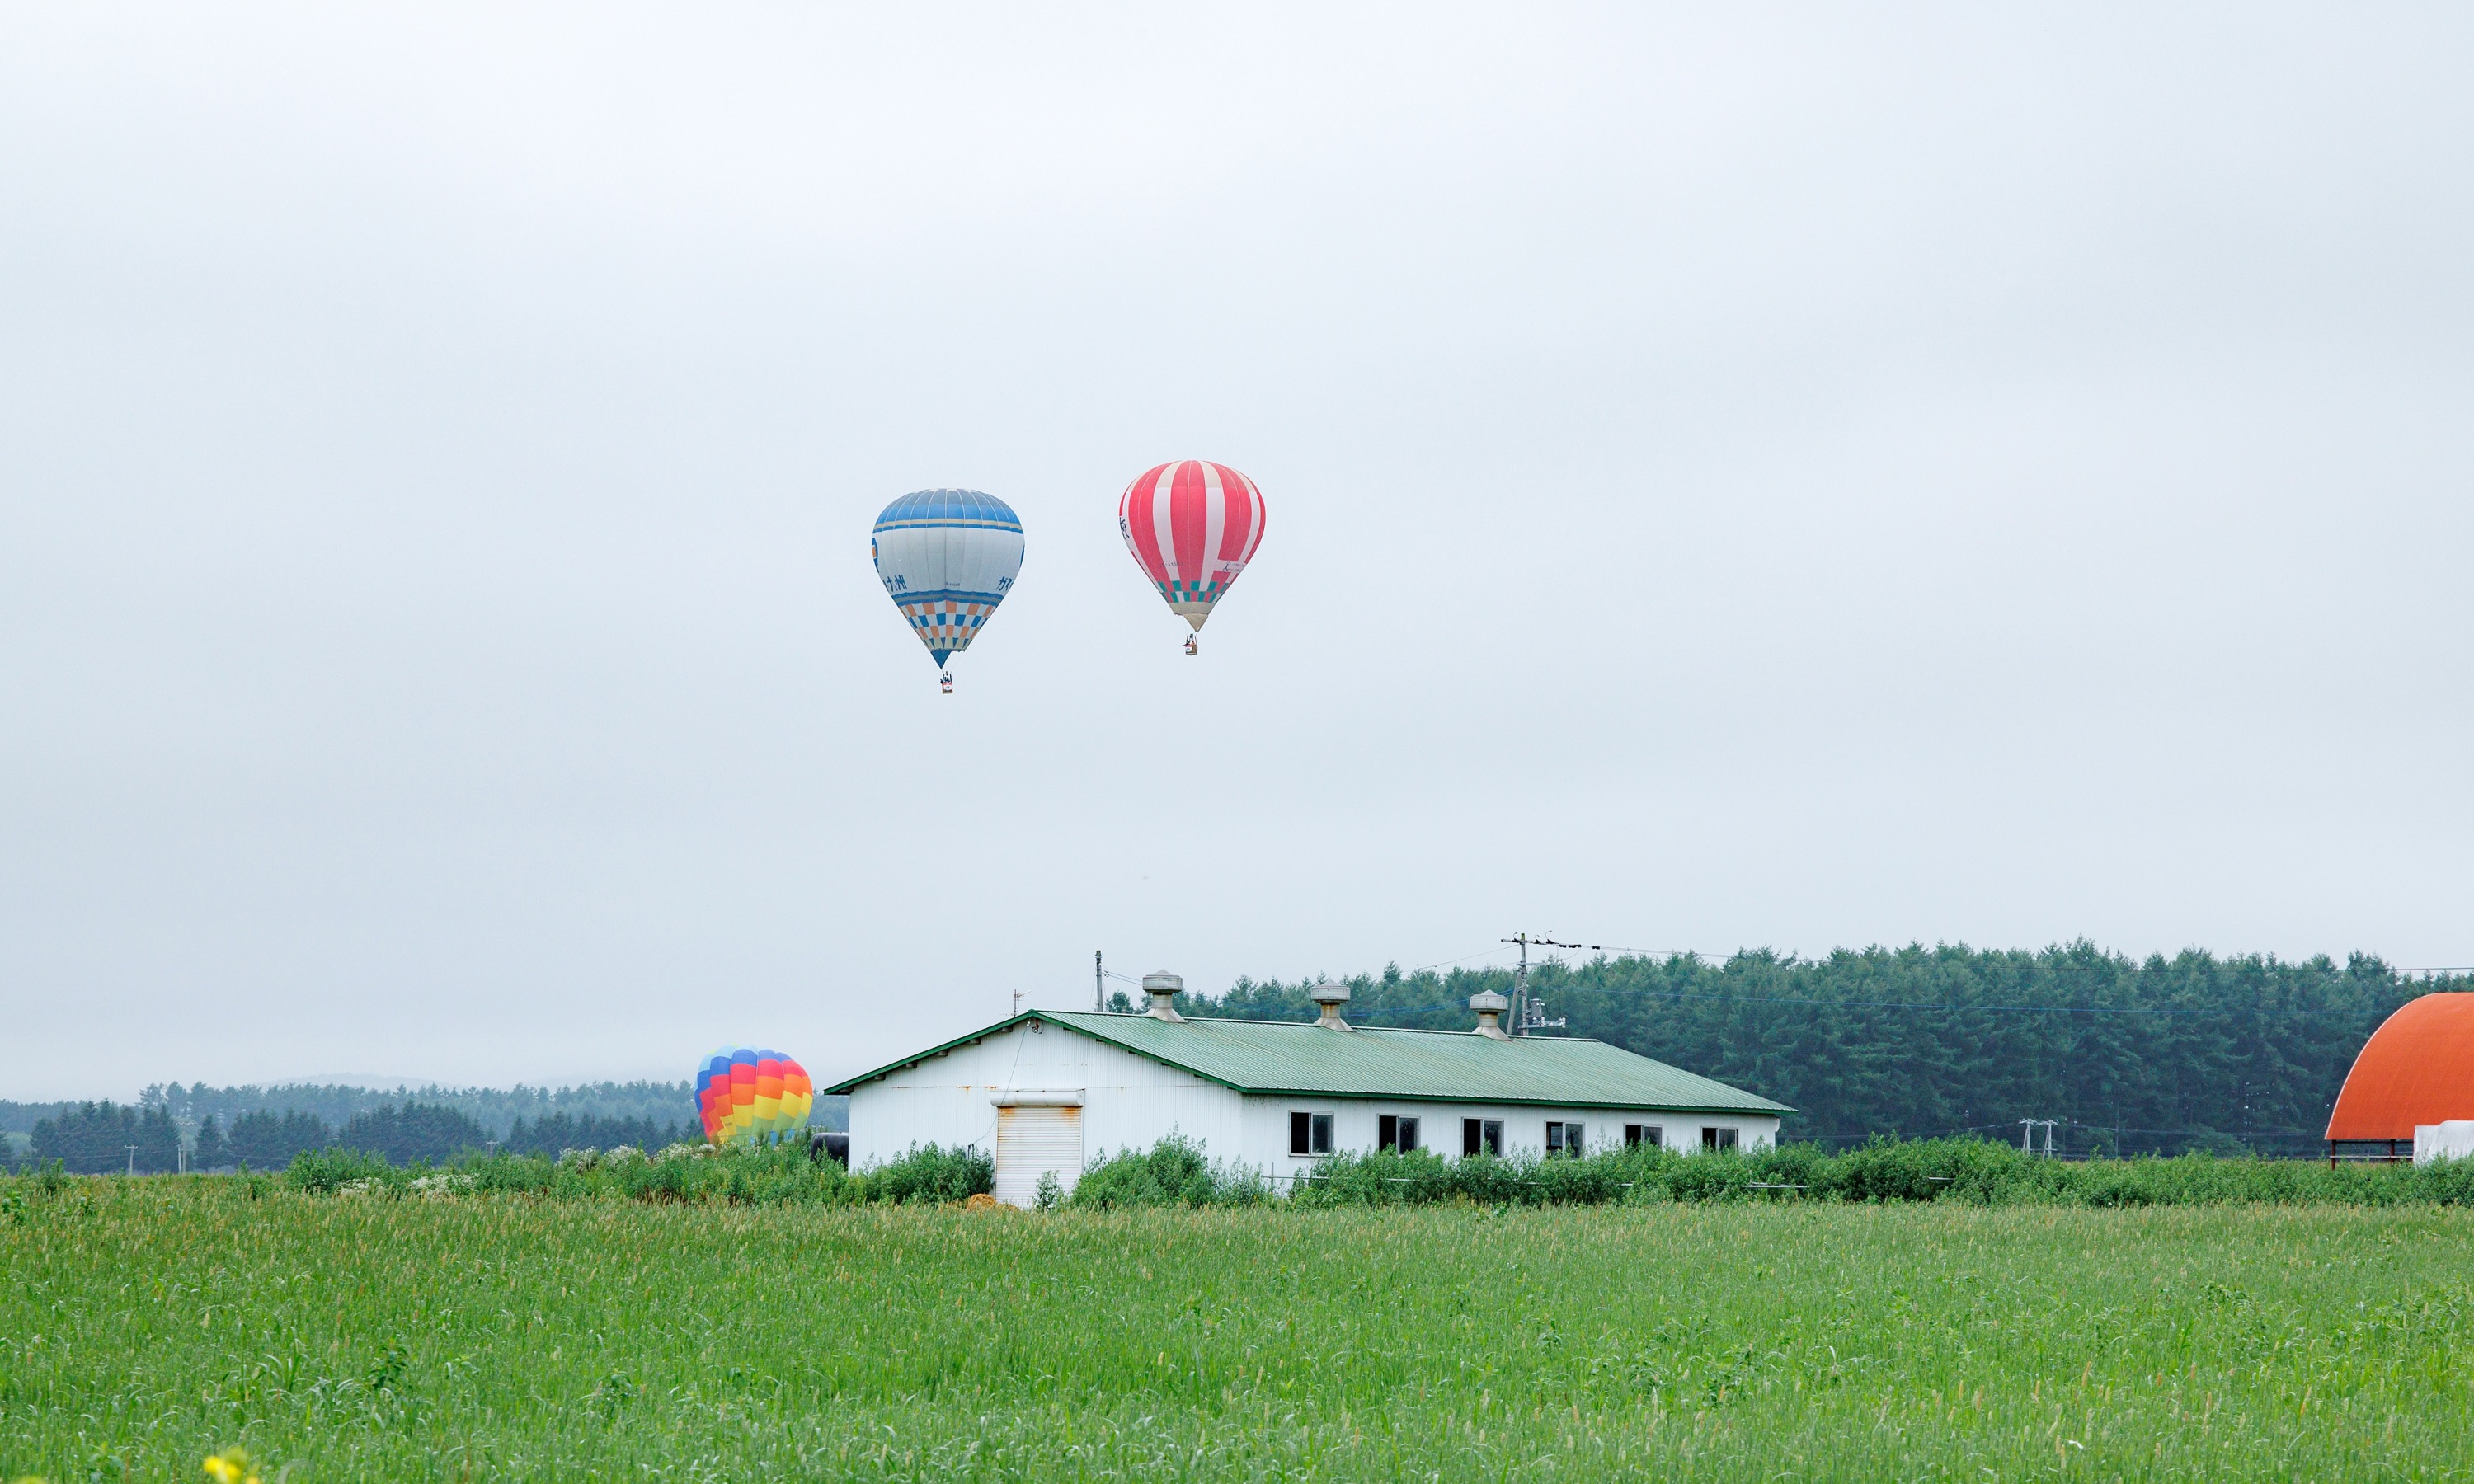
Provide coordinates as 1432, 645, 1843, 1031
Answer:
1094, 950, 1104, 1013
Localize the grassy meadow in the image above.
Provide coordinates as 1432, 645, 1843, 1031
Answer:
5, 1175, 2473, 1480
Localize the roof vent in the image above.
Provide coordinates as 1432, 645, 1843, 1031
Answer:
1310, 979, 1352, 1031
1469, 989, 1510, 1040
1142, 971, 1184, 1021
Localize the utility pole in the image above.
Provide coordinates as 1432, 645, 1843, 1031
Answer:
1094, 950, 1104, 1013
125, 1144, 138, 1176
1504, 934, 1534, 1036
1501, 933, 1575, 1036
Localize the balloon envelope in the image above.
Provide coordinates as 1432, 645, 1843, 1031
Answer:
1117, 460, 1266, 632
695, 1047, 815, 1143
872, 490, 1024, 667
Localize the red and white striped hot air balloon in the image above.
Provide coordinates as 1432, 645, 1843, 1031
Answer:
1117, 460, 1267, 654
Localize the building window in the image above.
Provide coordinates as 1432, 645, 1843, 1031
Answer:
1290, 1111, 1333, 1157
1463, 1118, 1503, 1158
1625, 1124, 1662, 1148
1379, 1115, 1421, 1153
1701, 1126, 1738, 1152
1546, 1120, 1584, 1158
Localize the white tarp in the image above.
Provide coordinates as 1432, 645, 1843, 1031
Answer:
2413, 1121, 2474, 1164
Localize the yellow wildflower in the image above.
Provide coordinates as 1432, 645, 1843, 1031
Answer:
202, 1448, 262, 1484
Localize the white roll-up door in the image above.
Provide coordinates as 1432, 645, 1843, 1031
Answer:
995, 1105, 1084, 1208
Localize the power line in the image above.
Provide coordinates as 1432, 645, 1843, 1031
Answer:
1410, 945, 1521, 973
1578, 987, 2402, 1017
1496, 937, 1695, 960
1802, 1120, 2331, 1142
1178, 952, 2456, 1019
1218, 985, 2406, 1020
1117, 951, 2458, 1021
1481, 944, 2470, 978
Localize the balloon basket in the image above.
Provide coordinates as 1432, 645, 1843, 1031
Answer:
939, 671, 954, 694
1183, 636, 1198, 656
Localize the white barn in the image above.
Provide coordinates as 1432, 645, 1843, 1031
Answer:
825, 980, 1790, 1205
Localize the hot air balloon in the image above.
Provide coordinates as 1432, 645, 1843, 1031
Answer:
695, 1047, 815, 1144
872, 490, 1024, 692
1117, 461, 1266, 655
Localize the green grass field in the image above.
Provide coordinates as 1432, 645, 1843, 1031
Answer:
4, 1176, 2471, 1481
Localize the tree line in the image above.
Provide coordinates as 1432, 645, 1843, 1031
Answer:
129, 1079, 719, 1138
10, 944, 2436, 1167
1174, 942, 2441, 1157
8, 1101, 707, 1173
1, 1080, 854, 1168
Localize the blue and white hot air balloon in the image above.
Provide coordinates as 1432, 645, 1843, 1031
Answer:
872, 489, 1024, 693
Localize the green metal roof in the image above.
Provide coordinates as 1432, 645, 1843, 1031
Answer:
825, 1010, 1792, 1115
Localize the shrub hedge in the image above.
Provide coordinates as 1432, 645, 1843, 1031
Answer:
279, 1139, 991, 1206
1024, 1135, 2474, 1210
1286, 1136, 2474, 1208
73, 1134, 2474, 1210
1068, 1136, 1268, 1209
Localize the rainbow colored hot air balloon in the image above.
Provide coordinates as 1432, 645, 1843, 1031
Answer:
1117, 460, 1266, 652
695, 1047, 815, 1144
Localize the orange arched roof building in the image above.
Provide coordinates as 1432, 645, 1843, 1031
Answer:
2326, 993, 2474, 1141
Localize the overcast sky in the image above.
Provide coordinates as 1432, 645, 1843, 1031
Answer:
3, 7, 2469, 1100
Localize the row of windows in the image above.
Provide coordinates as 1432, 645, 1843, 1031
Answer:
1288, 1111, 1742, 1158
